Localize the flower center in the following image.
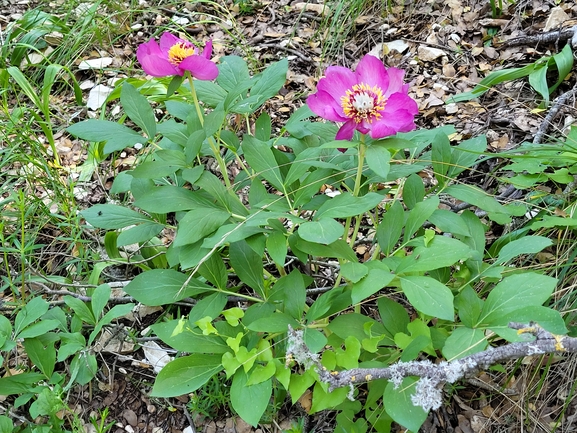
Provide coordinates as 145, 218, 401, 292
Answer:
168, 42, 196, 66
341, 83, 386, 123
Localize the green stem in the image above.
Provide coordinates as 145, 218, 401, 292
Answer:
187, 73, 232, 189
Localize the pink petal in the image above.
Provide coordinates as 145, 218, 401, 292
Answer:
369, 122, 398, 139
385, 92, 419, 116
179, 55, 219, 80
383, 67, 406, 97
159, 32, 182, 52
306, 91, 348, 122
137, 42, 179, 77
317, 66, 356, 100
201, 39, 213, 59
355, 54, 389, 90
335, 120, 357, 140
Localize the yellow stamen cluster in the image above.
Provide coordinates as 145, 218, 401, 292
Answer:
168, 42, 196, 66
341, 83, 386, 124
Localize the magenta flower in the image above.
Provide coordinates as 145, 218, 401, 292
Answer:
307, 54, 418, 141
136, 32, 218, 80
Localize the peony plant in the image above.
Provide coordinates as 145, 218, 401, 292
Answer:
66, 31, 560, 433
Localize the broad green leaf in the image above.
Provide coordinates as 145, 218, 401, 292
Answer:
269, 269, 306, 319
378, 297, 410, 337
351, 264, 395, 305
530, 215, 577, 230
131, 160, 184, 179
340, 262, 368, 283
198, 253, 228, 290
124, 269, 212, 306
284, 147, 323, 187
230, 370, 272, 427
431, 132, 451, 188
68, 351, 97, 386
328, 313, 387, 344
120, 82, 156, 138
528, 61, 549, 104
477, 273, 557, 326
246, 361, 276, 386
399, 276, 454, 321
17, 320, 60, 339
403, 196, 439, 242
377, 200, 404, 255
217, 55, 251, 92
315, 192, 384, 220
81, 204, 152, 229
67, 119, 144, 154
116, 222, 164, 247
64, 296, 96, 324
14, 297, 49, 335
396, 235, 472, 274
383, 378, 428, 432
495, 236, 552, 265
243, 135, 284, 191
194, 80, 228, 107
444, 184, 510, 224
442, 327, 487, 361
255, 112, 271, 141
266, 230, 287, 267
134, 186, 213, 213
428, 209, 470, 237
89, 303, 135, 346
229, 240, 265, 297
492, 306, 567, 335
152, 320, 228, 354
152, 354, 223, 397
173, 208, 231, 247
455, 285, 484, 328
23, 338, 56, 378
447, 136, 486, 178
246, 312, 299, 332
298, 218, 343, 244
306, 287, 351, 322
0, 415, 13, 431
250, 58, 289, 105
289, 370, 316, 404
293, 237, 357, 262
365, 145, 391, 178
90, 283, 111, 320
0, 373, 46, 395
403, 173, 425, 209
310, 381, 349, 413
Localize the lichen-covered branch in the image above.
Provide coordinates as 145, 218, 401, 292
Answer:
286, 322, 577, 411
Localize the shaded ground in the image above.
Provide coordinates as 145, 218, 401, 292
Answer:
2, 0, 577, 431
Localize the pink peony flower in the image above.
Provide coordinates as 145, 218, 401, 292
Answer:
136, 32, 218, 80
307, 54, 418, 141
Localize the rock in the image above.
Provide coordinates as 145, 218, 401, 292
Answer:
418, 46, 447, 62
122, 409, 138, 427
544, 6, 570, 32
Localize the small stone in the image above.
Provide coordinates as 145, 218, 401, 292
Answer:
445, 103, 458, 114
544, 6, 570, 32
122, 409, 138, 427
418, 46, 447, 62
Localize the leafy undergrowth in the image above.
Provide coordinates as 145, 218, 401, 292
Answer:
2, 0, 577, 432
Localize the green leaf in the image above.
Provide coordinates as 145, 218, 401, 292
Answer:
399, 276, 454, 321
477, 273, 557, 326
0, 415, 13, 431
217, 56, 251, 92
229, 240, 265, 297
120, 82, 156, 139
403, 196, 439, 242
496, 305, 567, 335
17, 320, 60, 339
230, 370, 272, 427
403, 173, 425, 209
293, 237, 357, 262
255, 112, 272, 142
90, 283, 111, 320
340, 262, 368, 283
0, 373, 45, 395
384, 378, 428, 431
269, 269, 307, 319
68, 351, 97, 386
134, 186, 212, 213
431, 132, 451, 188
246, 361, 276, 386
298, 218, 343, 244
152, 354, 223, 397
249, 58, 289, 107
198, 253, 228, 290
495, 236, 552, 265
378, 298, 409, 338
14, 297, 49, 335
446, 135, 486, 178
351, 263, 395, 305
366, 145, 391, 178
64, 295, 96, 325
124, 269, 212, 306
243, 135, 284, 191
266, 230, 287, 267
152, 319, 228, 354
67, 119, 144, 154
455, 285, 484, 328
23, 338, 56, 378
81, 204, 153, 229
310, 381, 349, 413
396, 235, 472, 274
442, 327, 487, 361
444, 184, 510, 224
195, 80, 228, 108
428, 209, 470, 237
315, 192, 384, 220
328, 313, 387, 344
377, 200, 404, 255
117, 222, 164, 247
173, 208, 231, 247
530, 215, 577, 230
246, 312, 299, 332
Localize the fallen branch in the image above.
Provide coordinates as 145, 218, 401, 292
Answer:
502, 25, 577, 48
286, 322, 576, 411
